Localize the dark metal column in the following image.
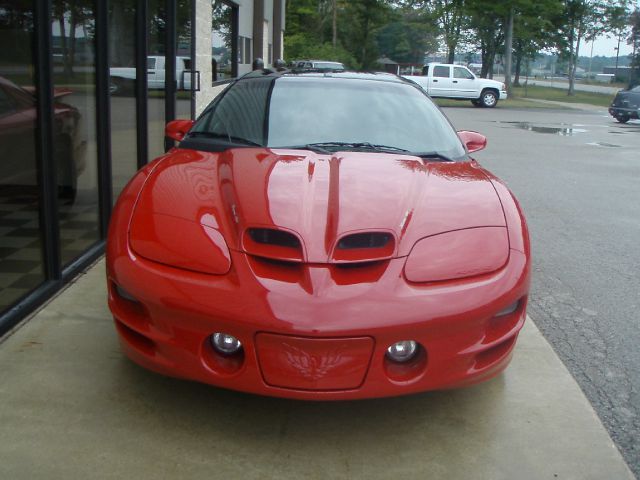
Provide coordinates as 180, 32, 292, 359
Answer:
164, 0, 177, 152
95, 0, 113, 235
273, 0, 283, 62
34, 0, 61, 281
231, 5, 239, 78
135, 0, 149, 169
253, 0, 264, 63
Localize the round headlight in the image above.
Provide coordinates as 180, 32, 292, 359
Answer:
211, 332, 242, 355
386, 340, 418, 363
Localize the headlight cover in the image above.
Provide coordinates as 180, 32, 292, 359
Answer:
404, 227, 509, 283
129, 212, 231, 275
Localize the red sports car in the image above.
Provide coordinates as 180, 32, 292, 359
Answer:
107, 71, 530, 400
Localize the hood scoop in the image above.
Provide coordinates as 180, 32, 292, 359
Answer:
243, 228, 304, 262
333, 231, 396, 263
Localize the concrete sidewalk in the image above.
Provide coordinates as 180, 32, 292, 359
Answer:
0, 260, 634, 480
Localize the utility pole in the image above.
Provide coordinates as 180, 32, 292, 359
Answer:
504, 6, 514, 93
615, 34, 621, 80
332, 0, 337, 48
588, 39, 594, 79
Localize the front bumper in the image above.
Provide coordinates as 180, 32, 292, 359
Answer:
499, 90, 508, 100
107, 242, 530, 400
609, 106, 640, 119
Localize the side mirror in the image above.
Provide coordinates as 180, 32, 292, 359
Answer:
457, 130, 487, 153
165, 119, 194, 142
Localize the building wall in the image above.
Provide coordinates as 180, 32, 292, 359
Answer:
195, 0, 213, 116
195, 0, 285, 115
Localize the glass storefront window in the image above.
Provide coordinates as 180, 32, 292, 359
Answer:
148, 0, 166, 161
109, 0, 138, 200
51, 0, 100, 266
0, 1, 46, 314
177, 0, 192, 119
212, 1, 234, 80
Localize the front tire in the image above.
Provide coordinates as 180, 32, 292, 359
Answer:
55, 136, 77, 201
614, 115, 630, 124
110, 78, 131, 96
479, 89, 498, 108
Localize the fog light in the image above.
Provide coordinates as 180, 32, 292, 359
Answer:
115, 284, 139, 303
495, 300, 520, 317
386, 340, 418, 363
211, 332, 242, 355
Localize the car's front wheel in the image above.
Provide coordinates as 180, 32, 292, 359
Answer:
479, 89, 498, 108
55, 136, 77, 201
110, 78, 131, 96
614, 114, 630, 123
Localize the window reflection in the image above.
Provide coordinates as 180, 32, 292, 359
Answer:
51, 0, 100, 266
109, 0, 138, 200
0, 1, 46, 314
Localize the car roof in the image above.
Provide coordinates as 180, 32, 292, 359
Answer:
240, 70, 413, 85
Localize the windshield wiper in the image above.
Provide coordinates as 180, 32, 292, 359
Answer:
413, 152, 454, 162
301, 142, 412, 154
282, 142, 454, 161
187, 131, 262, 146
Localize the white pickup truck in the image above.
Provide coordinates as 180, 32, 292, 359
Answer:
109, 55, 195, 95
403, 63, 507, 108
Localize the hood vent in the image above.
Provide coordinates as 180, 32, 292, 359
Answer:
248, 228, 301, 248
337, 232, 392, 250
333, 232, 396, 263
243, 228, 304, 262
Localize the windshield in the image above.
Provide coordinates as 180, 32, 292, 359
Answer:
313, 62, 344, 70
191, 76, 466, 160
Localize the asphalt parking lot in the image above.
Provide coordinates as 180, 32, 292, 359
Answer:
444, 103, 640, 478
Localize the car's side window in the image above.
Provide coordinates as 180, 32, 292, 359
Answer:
147, 57, 156, 70
433, 66, 450, 78
454, 67, 474, 80
196, 78, 271, 145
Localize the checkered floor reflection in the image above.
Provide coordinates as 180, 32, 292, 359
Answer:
0, 188, 99, 314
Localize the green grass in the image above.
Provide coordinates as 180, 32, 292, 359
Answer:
434, 97, 560, 109
510, 85, 615, 107
434, 84, 616, 110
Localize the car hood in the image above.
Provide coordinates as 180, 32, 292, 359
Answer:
132, 148, 506, 262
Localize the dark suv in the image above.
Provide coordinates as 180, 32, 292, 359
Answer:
609, 85, 640, 123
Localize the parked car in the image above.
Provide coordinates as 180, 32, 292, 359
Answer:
403, 63, 507, 107
293, 60, 345, 72
0, 76, 85, 198
107, 70, 531, 400
109, 55, 194, 95
608, 85, 640, 123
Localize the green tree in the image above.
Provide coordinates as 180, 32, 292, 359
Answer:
340, 0, 391, 68
555, 0, 628, 95
284, 0, 360, 67
376, 4, 438, 64
512, 0, 564, 85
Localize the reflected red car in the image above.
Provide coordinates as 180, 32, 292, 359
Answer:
107, 71, 530, 400
0, 76, 85, 197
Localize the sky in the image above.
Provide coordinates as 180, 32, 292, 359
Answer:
589, 34, 635, 57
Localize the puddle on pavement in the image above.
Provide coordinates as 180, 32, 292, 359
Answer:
586, 142, 621, 148
492, 121, 588, 136
514, 122, 588, 135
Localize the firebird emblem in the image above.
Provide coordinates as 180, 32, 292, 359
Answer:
281, 342, 346, 380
